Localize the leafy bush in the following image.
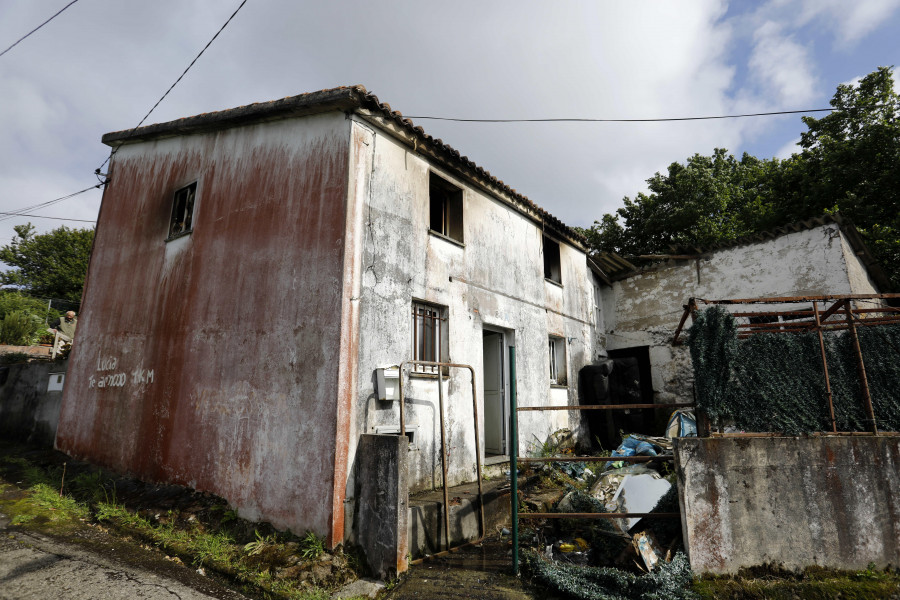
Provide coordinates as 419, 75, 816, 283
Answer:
0, 311, 43, 345
0, 291, 56, 345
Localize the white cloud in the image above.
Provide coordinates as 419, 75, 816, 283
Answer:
748, 21, 817, 106
774, 137, 801, 158
797, 0, 900, 45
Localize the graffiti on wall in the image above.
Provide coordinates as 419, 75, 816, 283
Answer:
88, 355, 155, 389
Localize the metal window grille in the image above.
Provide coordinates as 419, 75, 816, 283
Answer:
412, 303, 445, 373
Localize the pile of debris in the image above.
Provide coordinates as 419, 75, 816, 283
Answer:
520, 410, 696, 583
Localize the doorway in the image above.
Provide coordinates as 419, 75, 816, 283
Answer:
482, 329, 508, 457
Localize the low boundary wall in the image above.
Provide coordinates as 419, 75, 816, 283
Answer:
0, 360, 68, 447
675, 436, 900, 574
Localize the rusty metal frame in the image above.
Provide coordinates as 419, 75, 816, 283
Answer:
671, 293, 900, 436
397, 360, 485, 561
514, 402, 691, 521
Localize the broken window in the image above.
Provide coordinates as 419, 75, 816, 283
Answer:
429, 172, 464, 243
412, 301, 448, 374
168, 182, 196, 240
548, 336, 567, 386
543, 236, 562, 284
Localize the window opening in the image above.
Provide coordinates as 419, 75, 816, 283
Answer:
548, 336, 567, 385
412, 301, 448, 373
429, 173, 464, 243
543, 236, 561, 284
168, 182, 197, 239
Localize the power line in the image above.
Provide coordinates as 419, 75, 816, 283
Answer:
0, 212, 95, 223
402, 108, 837, 123
98, 0, 250, 171
0, 0, 81, 58
0, 184, 101, 224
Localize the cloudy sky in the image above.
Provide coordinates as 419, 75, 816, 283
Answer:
1, 0, 898, 252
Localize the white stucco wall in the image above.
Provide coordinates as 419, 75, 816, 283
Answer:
603, 224, 871, 404
348, 118, 599, 495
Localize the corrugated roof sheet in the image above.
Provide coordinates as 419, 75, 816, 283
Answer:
102, 85, 586, 247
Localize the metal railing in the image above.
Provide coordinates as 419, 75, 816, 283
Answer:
508, 347, 690, 574
397, 360, 485, 564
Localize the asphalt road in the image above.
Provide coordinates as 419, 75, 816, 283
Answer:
0, 512, 247, 600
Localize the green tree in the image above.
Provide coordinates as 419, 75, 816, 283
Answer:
586, 66, 900, 289
0, 223, 95, 303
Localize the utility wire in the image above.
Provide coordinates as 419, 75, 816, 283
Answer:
0, 212, 95, 223
402, 108, 837, 123
98, 0, 250, 171
0, 0, 80, 58
0, 184, 101, 224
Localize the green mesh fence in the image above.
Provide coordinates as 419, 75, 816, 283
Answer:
689, 306, 900, 433
523, 551, 698, 600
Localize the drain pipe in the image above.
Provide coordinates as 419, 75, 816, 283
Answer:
509, 347, 519, 575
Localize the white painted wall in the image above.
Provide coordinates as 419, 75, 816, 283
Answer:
603, 224, 874, 404
348, 118, 600, 494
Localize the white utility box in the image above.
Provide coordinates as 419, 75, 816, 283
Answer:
374, 366, 400, 401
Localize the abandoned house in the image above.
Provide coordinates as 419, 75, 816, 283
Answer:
599, 214, 889, 410
55, 86, 605, 549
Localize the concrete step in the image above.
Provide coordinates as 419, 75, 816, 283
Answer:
408, 478, 512, 559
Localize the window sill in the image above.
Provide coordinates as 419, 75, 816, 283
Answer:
409, 370, 450, 379
165, 230, 193, 243
428, 229, 465, 248
544, 278, 563, 288
550, 383, 569, 389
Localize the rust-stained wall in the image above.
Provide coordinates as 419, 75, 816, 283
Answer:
603, 225, 876, 404
57, 113, 352, 542
676, 436, 900, 574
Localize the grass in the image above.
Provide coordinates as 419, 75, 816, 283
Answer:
0, 447, 361, 599
693, 564, 900, 599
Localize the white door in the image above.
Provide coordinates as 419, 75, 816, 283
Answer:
482, 331, 505, 455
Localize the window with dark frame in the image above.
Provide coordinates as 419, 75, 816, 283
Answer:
548, 336, 567, 385
168, 182, 197, 239
543, 236, 561, 284
412, 301, 448, 374
429, 172, 464, 243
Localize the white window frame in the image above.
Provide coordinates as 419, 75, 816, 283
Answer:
548, 336, 567, 386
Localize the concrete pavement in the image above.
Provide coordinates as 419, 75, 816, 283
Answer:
0, 512, 246, 600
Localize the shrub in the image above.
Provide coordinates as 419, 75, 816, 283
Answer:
0, 310, 42, 345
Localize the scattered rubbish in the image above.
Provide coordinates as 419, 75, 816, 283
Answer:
665, 410, 697, 438
589, 464, 659, 508
605, 435, 665, 470
610, 472, 672, 531
632, 531, 663, 572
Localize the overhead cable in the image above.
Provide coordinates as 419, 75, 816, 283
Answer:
0, 212, 95, 223
98, 0, 250, 171
0, 0, 81, 58
0, 184, 101, 224
402, 108, 837, 123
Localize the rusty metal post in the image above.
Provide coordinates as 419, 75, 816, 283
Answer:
844, 302, 878, 435
813, 301, 837, 433
399, 361, 485, 564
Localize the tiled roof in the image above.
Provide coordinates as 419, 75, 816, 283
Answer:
101, 85, 585, 247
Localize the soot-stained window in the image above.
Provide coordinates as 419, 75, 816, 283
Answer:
168, 182, 197, 240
